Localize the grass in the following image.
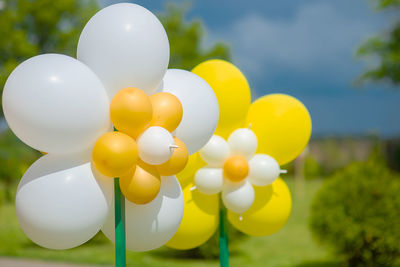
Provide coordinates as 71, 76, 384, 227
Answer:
0, 178, 339, 267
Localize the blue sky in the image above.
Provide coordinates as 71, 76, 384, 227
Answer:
102, 0, 400, 137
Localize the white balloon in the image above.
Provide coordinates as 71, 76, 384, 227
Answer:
162, 69, 219, 154
194, 168, 223, 195
199, 135, 230, 167
77, 3, 169, 97
222, 181, 255, 214
102, 176, 184, 252
228, 128, 258, 159
16, 153, 111, 250
137, 126, 174, 165
2, 54, 110, 154
248, 154, 280, 186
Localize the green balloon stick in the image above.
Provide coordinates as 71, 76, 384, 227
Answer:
219, 207, 230, 267
114, 178, 127, 267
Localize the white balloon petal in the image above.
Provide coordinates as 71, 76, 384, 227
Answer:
194, 168, 223, 195
199, 135, 230, 167
222, 181, 255, 214
227, 128, 258, 159
248, 154, 280, 186
137, 126, 174, 165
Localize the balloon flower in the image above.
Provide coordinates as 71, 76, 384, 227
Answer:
1, 3, 219, 266
166, 60, 312, 266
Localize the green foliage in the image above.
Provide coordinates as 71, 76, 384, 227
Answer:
304, 156, 324, 180
309, 159, 400, 266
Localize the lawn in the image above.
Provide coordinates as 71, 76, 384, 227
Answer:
0, 179, 340, 267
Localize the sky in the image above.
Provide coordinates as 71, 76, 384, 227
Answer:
101, 0, 400, 138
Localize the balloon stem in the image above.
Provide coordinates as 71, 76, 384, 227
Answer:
280, 169, 288, 174
248, 123, 252, 129
239, 215, 243, 221
190, 186, 196, 191
114, 178, 126, 267
219, 205, 229, 267
170, 144, 179, 149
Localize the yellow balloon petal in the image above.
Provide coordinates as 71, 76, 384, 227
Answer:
246, 94, 311, 165
228, 178, 292, 236
166, 183, 219, 250
192, 60, 251, 138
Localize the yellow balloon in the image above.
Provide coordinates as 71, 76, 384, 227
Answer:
92, 131, 138, 177
176, 152, 206, 188
110, 87, 152, 138
119, 161, 161, 205
228, 178, 292, 236
192, 60, 251, 138
166, 182, 219, 250
156, 137, 189, 176
149, 92, 183, 132
246, 94, 311, 165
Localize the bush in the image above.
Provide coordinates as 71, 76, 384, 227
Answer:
309, 160, 400, 266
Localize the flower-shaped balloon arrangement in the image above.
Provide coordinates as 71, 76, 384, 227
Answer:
2, 3, 219, 261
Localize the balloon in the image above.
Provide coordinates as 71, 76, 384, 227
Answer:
246, 94, 312, 165
156, 137, 188, 176
137, 126, 174, 165
119, 161, 161, 205
199, 135, 230, 167
2, 54, 110, 154
166, 183, 219, 250
16, 153, 110, 250
192, 60, 251, 138
194, 168, 223, 195
228, 178, 292, 236
227, 128, 257, 159
102, 175, 184, 252
248, 154, 280, 186
149, 92, 183, 132
222, 181, 254, 214
161, 69, 219, 154
110, 87, 152, 138
223, 155, 249, 183
92, 132, 138, 177
77, 3, 169, 97
176, 152, 206, 187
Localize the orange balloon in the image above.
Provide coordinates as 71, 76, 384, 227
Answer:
92, 131, 138, 177
223, 155, 249, 182
156, 137, 189, 176
110, 87, 152, 138
149, 92, 183, 132
119, 161, 161, 204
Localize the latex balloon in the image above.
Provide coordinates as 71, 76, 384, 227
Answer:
16, 153, 110, 250
222, 181, 254, 214
77, 3, 169, 97
194, 168, 223, 195
227, 128, 258, 159
161, 69, 219, 154
92, 132, 138, 177
248, 154, 280, 186
228, 178, 292, 236
246, 94, 312, 165
156, 137, 188, 176
137, 126, 174, 165
192, 60, 251, 138
2, 54, 110, 154
110, 87, 152, 138
119, 161, 161, 205
176, 152, 206, 187
166, 182, 219, 250
199, 135, 230, 167
223, 155, 249, 183
149, 92, 183, 132
102, 175, 184, 252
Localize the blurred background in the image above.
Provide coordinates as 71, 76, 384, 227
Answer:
1, 0, 400, 266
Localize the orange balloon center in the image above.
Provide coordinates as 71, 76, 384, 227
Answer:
223, 155, 249, 182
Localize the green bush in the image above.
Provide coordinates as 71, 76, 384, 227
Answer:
309, 160, 400, 266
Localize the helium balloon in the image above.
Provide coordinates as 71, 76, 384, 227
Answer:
223, 155, 249, 183
192, 60, 251, 138
222, 181, 254, 214
248, 154, 280, 186
92, 132, 138, 177
2, 54, 110, 154
228, 178, 292, 236
246, 94, 311, 165
137, 126, 174, 165
156, 137, 189, 176
161, 69, 219, 154
199, 135, 230, 167
166, 183, 219, 250
194, 168, 223, 195
110, 87, 152, 138
16, 153, 110, 250
227, 128, 258, 159
102, 175, 184, 251
149, 92, 183, 132
77, 3, 169, 97
176, 152, 206, 187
